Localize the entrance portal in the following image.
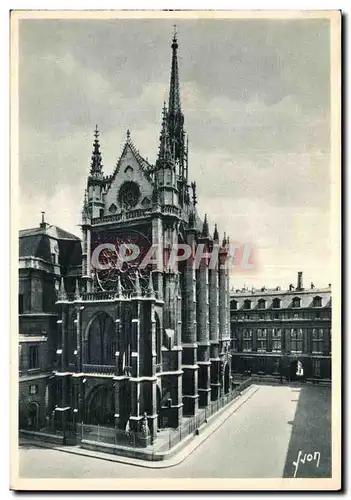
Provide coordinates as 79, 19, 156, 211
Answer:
86, 385, 115, 426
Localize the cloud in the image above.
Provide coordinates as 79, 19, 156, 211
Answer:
18, 18, 332, 287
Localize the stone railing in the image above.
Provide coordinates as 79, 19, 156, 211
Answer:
66, 288, 157, 302
91, 208, 148, 226
81, 291, 117, 301
82, 364, 116, 375
160, 205, 182, 217
90, 204, 181, 226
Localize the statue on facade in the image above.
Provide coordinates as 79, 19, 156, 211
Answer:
125, 418, 131, 436
140, 412, 150, 438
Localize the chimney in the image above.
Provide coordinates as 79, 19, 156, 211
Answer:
39, 211, 47, 229
297, 271, 303, 291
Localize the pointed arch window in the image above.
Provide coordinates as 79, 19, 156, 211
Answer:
88, 313, 116, 366
109, 203, 117, 214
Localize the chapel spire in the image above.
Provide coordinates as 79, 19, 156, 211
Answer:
167, 30, 186, 184
168, 28, 181, 118
90, 125, 103, 178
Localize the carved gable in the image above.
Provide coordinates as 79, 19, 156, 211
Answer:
103, 142, 153, 214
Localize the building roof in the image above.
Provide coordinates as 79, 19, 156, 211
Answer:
19, 223, 82, 268
19, 225, 80, 241
230, 287, 332, 310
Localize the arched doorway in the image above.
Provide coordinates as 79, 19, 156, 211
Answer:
224, 363, 230, 394
28, 402, 39, 429
86, 384, 115, 426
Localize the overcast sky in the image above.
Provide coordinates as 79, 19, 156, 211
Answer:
18, 17, 332, 289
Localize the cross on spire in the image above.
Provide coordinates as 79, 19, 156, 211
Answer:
90, 124, 103, 178
94, 124, 99, 139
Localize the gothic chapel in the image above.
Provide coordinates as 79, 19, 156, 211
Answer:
54, 34, 231, 437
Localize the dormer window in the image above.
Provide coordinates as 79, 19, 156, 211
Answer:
292, 297, 301, 308
258, 299, 266, 309
231, 300, 238, 311
313, 296, 322, 307
243, 299, 251, 310
272, 298, 281, 309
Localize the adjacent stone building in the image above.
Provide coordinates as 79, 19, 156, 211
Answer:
18, 216, 81, 428
230, 272, 332, 381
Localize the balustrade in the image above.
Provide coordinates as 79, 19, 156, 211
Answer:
82, 364, 116, 375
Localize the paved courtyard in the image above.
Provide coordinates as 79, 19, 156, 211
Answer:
19, 384, 331, 479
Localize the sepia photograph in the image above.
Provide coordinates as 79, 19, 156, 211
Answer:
10, 9, 341, 491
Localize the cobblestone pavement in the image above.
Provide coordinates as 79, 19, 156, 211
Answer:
19, 384, 331, 479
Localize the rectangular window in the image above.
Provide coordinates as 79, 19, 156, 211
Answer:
312, 328, 324, 353
19, 294, 24, 314
272, 328, 282, 352
290, 328, 303, 353
256, 328, 267, 352
242, 328, 252, 352
29, 384, 39, 395
51, 253, 56, 264
29, 345, 39, 369
313, 359, 321, 377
